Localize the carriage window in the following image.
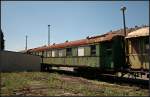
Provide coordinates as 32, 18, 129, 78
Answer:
106, 43, 112, 50
32, 52, 35, 55
52, 50, 55, 57
34, 52, 36, 55
78, 47, 84, 56
144, 38, 149, 53
59, 50, 63, 57
39, 52, 42, 56
131, 39, 140, 54
47, 51, 51, 57
128, 40, 132, 54
91, 45, 96, 56
43, 51, 47, 57
36, 52, 38, 55
66, 48, 72, 56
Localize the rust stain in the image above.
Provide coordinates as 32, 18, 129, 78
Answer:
28, 27, 141, 52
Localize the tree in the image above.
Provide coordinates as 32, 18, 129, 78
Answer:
0, 29, 4, 50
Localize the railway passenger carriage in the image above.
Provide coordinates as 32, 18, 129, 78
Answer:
26, 26, 149, 79
126, 27, 149, 74
28, 32, 126, 72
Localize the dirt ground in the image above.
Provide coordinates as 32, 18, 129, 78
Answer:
0, 72, 149, 96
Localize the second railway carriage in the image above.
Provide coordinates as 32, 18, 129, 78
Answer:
126, 27, 149, 77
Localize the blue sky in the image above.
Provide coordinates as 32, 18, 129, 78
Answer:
1, 1, 149, 51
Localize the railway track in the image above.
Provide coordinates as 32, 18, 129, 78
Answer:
46, 68, 149, 89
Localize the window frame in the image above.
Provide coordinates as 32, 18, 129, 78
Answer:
143, 37, 149, 54
47, 50, 51, 57
52, 50, 56, 57
78, 47, 85, 56
90, 45, 96, 56
66, 48, 72, 56
59, 49, 64, 57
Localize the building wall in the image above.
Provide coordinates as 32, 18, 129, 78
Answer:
0, 51, 41, 72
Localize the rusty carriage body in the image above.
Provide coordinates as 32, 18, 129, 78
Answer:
25, 27, 150, 80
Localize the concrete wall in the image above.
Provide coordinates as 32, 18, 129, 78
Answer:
0, 51, 41, 72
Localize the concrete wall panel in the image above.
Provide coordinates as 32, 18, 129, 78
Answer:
0, 51, 41, 72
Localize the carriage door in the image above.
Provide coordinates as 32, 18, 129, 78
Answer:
105, 42, 113, 69
100, 42, 113, 69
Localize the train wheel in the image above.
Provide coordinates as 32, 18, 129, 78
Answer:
116, 72, 122, 77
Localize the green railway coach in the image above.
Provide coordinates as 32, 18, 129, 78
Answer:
25, 26, 149, 79
29, 32, 126, 71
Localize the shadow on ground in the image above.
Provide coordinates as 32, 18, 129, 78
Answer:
47, 69, 149, 89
